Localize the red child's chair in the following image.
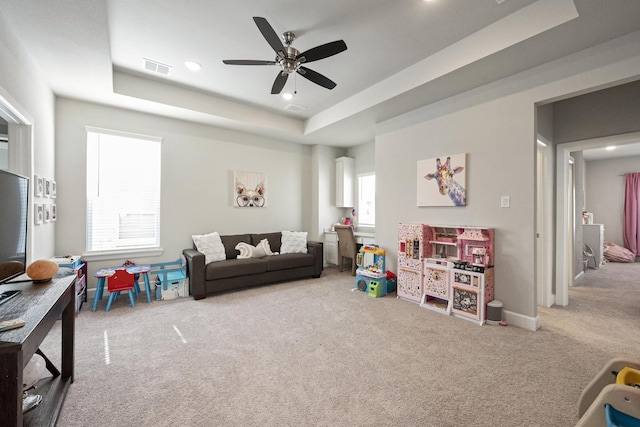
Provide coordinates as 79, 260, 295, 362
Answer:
105, 268, 136, 311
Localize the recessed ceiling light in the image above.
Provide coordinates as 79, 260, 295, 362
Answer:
184, 61, 202, 71
605, 145, 616, 151
282, 92, 294, 101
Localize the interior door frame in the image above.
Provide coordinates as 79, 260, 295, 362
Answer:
536, 136, 553, 308
0, 86, 34, 263
555, 131, 640, 306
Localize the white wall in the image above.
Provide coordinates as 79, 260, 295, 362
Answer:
55, 98, 313, 283
346, 141, 375, 229
0, 13, 56, 262
375, 31, 640, 329
347, 142, 375, 175
585, 155, 640, 246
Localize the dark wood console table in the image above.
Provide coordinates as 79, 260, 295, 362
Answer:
0, 274, 75, 426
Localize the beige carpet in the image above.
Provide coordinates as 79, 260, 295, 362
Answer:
38, 262, 639, 426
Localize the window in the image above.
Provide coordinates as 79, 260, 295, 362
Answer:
357, 173, 375, 226
86, 127, 161, 254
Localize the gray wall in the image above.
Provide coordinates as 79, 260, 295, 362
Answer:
377, 95, 536, 320
0, 13, 56, 262
572, 151, 586, 276
537, 104, 554, 144
585, 154, 640, 246
376, 31, 640, 328
554, 79, 640, 144
55, 98, 314, 284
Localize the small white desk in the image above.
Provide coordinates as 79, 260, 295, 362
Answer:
324, 230, 375, 266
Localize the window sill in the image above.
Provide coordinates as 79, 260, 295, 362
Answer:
82, 247, 164, 262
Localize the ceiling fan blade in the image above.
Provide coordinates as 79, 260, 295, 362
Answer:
271, 72, 288, 94
297, 66, 337, 90
297, 40, 347, 63
253, 17, 285, 57
223, 60, 277, 66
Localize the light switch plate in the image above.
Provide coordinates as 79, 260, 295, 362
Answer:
501, 196, 510, 208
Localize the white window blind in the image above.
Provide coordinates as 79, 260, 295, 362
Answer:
357, 173, 375, 226
86, 127, 161, 254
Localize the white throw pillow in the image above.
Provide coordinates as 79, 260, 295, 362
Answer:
192, 232, 226, 264
235, 241, 269, 259
251, 244, 267, 258
280, 231, 308, 254
235, 242, 252, 259
257, 238, 277, 256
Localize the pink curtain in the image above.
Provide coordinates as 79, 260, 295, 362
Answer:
623, 172, 640, 256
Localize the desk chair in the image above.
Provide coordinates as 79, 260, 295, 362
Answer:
583, 244, 596, 270
105, 268, 136, 311
335, 225, 358, 276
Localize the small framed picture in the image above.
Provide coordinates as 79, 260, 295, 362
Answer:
51, 204, 57, 221
44, 179, 51, 198
44, 204, 51, 222
35, 204, 43, 224
51, 181, 57, 198
35, 175, 43, 197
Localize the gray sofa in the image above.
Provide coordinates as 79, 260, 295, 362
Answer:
183, 232, 323, 299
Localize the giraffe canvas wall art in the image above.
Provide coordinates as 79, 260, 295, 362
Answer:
417, 153, 467, 207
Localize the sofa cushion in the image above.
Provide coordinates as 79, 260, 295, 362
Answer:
205, 258, 267, 280
220, 234, 251, 260
265, 253, 314, 271
250, 232, 281, 253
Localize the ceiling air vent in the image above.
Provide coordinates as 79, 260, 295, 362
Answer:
284, 103, 306, 113
143, 58, 171, 75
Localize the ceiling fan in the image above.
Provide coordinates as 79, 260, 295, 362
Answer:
223, 17, 347, 95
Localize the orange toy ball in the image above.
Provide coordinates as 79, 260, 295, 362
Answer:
26, 260, 59, 283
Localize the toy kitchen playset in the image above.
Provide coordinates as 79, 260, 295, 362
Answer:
396, 223, 495, 325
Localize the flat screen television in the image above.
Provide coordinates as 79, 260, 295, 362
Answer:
0, 169, 29, 284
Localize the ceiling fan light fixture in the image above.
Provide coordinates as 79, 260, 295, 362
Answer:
223, 17, 347, 94
184, 60, 202, 71
282, 92, 294, 100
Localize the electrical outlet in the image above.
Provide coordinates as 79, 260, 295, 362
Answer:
500, 196, 510, 208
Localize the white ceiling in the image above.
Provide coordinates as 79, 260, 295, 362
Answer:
582, 142, 640, 161
1, 0, 640, 147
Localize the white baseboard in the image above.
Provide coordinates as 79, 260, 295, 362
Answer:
504, 310, 540, 331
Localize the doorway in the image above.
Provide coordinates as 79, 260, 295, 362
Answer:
555, 131, 640, 305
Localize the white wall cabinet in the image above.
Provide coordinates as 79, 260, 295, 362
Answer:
335, 157, 355, 207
